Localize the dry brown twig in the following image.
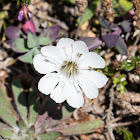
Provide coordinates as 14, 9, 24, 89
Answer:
75, 0, 88, 15
132, 0, 140, 32
132, 0, 140, 49
111, 120, 139, 128
100, 0, 115, 23
74, 0, 88, 40
106, 85, 116, 140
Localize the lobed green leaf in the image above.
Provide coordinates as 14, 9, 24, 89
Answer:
27, 31, 39, 48
7, 39, 29, 53
18, 47, 40, 64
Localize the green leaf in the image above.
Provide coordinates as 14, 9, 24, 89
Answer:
119, 0, 133, 11
122, 81, 127, 86
121, 61, 135, 71
112, 0, 120, 16
7, 39, 29, 53
39, 25, 60, 46
39, 37, 51, 46
37, 131, 61, 140
0, 129, 15, 138
116, 37, 128, 56
18, 119, 27, 133
59, 119, 103, 135
0, 84, 19, 121
18, 47, 39, 64
28, 88, 40, 127
27, 31, 39, 48
99, 17, 112, 30
0, 106, 17, 128
113, 77, 119, 84
77, 0, 100, 25
62, 104, 75, 120
52, 104, 75, 126
34, 47, 41, 56
117, 127, 134, 140
63, 0, 75, 4
28, 126, 35, 135
12, 78, 28, 126
0, 122, 12, 130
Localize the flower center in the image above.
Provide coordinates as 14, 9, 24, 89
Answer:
60, 61, 78, 77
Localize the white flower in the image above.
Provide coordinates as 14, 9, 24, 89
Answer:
33, 38, 108, 108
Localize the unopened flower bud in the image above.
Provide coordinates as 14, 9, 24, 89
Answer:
18, 4, 32, 21
22, 19, 36, 34
18, 4, 36, 34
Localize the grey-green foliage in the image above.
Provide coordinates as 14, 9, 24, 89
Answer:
18, 25, 60, 64
0, 78, 61, 140
5, 25, 60, 64
0, 77, 103, 139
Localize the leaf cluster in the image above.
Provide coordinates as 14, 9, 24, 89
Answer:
121, 56, 140, 72
5, 25, 60, 64
113, 74, 127, 93
0, 78, 103, 139
117, 127, 135, 140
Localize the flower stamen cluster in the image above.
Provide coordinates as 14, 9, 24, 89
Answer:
60, 61, 78, 78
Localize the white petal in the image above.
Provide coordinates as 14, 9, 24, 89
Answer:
57, 38, 74, 49
50, 81, 66, 103
41, 46, 65, 64
38, 73, 59, 95
65, 81, 84, 108
78, 52, 105, 69
57, 38, 74, 60
79, 70, 108, 88
72, 41, 88, 61
33, 54, 57, 74
90, 71, 108, 88
78, 71, 99, 99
